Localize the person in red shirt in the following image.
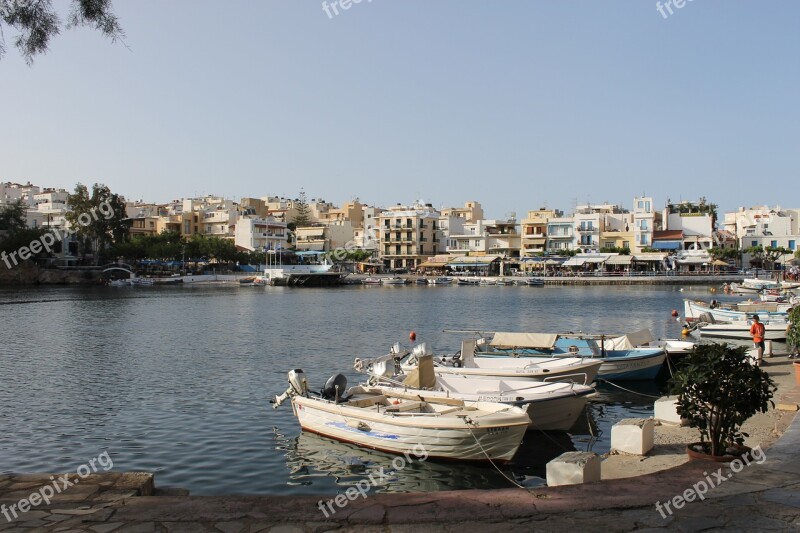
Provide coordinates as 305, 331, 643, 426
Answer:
750, 315, 766, 366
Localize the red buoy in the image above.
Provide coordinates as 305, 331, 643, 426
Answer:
671, 310, 679, 317
409, 331, 417, 342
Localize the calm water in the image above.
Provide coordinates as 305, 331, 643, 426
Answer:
0, 282, 742, 495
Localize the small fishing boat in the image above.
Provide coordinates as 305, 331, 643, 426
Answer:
272, 370, 530, 462
129, 277, 155, 286
414, 278, 429, 285
684, 299, 788, 322
381, 277, 408, 285
393, 342, 602, 385
730, 278, 779, 294
525, 278, 545, 287
362, 277, 382, 285
428, 277, 453, 285
463, 330, 667, 381
356, 352, 596, 431
457, 278, 480, 286
691, 320, 787, 341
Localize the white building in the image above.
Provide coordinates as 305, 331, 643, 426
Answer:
724, 206, 799, 265
234, 216, 288, 252
663, 200, 716, 251
446, 219, 520, 258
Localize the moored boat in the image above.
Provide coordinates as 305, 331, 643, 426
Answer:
272, 370, 530, 462
691, 320, 788, 341
428, 277, 453, 285
465, 330, 667, 381
525, 278, 545, 286
359, 353, 596, 431
381, 277, 408, 285
684, 299, 788, 322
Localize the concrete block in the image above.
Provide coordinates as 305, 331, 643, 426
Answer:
654, 395, 687, 426
546, 451, 601, 486
611, 417, 654, 455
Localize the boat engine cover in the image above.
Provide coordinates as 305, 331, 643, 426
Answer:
321, 373, 348, 401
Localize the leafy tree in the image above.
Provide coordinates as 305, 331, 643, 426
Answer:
787, 307, 800, 355
1, 0, 124, 64
600, 246, 630, 255
745, 245, 792, 270
291, 191, 312, 227
708, 247, 739, 261
0, 199, 28, 231
669, 343, 775, 457
66, 183, 129, 264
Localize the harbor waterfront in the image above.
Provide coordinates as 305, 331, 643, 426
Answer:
0, 282, 785, 496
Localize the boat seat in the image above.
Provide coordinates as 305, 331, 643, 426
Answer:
347, 395, 386, 408
384, 400, 425, 413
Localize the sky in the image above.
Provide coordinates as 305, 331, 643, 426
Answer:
1, 1, 798, 219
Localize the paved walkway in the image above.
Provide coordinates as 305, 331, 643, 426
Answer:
2, 394, 799, 532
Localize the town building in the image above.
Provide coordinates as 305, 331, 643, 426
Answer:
377, 201, 443, 271
521, 209, 561, 258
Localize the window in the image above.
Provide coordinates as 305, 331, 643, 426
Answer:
790, 240, 796, 250
751, 240, 758, 247
771, 240, 778, 248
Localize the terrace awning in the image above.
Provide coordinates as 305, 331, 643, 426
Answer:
562, 257, 586, 267
652, 241, 682, 250
606, 255, 633, 265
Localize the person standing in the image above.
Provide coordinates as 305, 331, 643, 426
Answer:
750, 315, 766, 366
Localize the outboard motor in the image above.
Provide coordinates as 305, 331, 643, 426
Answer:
407, 342, 432, 365
288, 369, 308, 396
272, 369, 308, 408
321, 374, 348, 402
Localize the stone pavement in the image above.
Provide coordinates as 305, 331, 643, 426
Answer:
2, 398, 799, 532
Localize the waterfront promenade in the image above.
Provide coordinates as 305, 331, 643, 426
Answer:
2, 360, 798, 532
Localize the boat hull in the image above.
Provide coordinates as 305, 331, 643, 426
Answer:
427, 359, 602, 385
696, 325, 787, 341
291, 396, 527, 462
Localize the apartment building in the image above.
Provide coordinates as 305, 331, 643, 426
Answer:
440, 201, 484, 223
521, 209, 560, 258
446, 219, 520, 258
663, 200, 716, 251
377, 201, 443, 270
234, 216, 288, 252
724, 206, 800, 266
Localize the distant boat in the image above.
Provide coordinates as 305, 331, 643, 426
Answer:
428, 277, 453, 285
731, 278, 779, 294
129, 278, 154, 287
525, 278, 545, 287
457, 278, 479, 286
381, 277, 408, 285
362, 277, 382, 285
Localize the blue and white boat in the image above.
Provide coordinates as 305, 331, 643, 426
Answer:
466, 330, 666, 381
684, 299, 789, 323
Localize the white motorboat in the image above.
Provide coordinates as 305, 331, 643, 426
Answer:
684, 299, 788, 322
272, 370, 530, 462
731, 278, 779, 294
393, 342, 601, 385
692, 320, 787, 341
467, 330, 666, 381
381, 277, 408, 285
525, 278, 545, 287
362, 354, 596, 432
362, 277, 382, 285
428, 277, 453, 285
129, 277, 154, 286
